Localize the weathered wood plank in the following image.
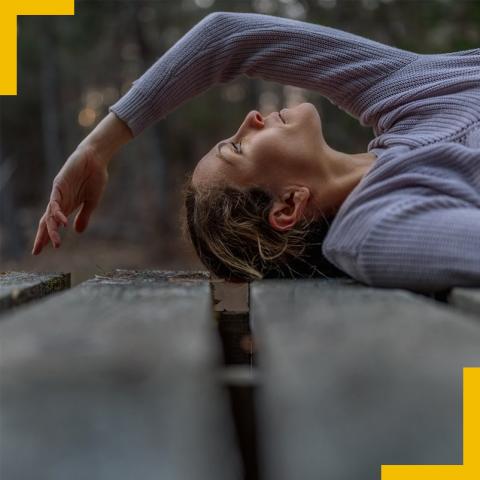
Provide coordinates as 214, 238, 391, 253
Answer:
0, 271, 70, 314
211, 280, 249, 313
0, 270, 241, 480
251, 279, 480, 480
92, 268, 210, 284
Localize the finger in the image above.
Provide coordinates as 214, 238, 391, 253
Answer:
59, 211, 68, 226
74, 200, 95, 233
37, 228, 51, 254
32, 220, 48, 255
49, 198, 68, 225
46, 214, 62, 248
32, 223, 43, 255
54, 207, 68, 227
50, 185, 68, 226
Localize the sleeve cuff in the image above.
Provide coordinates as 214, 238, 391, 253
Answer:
108, 85, 161, 138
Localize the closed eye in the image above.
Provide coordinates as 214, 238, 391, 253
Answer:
231, 140, 242, 154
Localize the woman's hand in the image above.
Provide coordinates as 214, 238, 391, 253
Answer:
31, 145, 109, 255
32, 112, 133, 255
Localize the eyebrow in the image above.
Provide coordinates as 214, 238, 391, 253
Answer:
216, 141, 234, 165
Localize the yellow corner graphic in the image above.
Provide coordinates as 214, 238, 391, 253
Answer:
0, 1, 75, 96
382, 367, 480, 479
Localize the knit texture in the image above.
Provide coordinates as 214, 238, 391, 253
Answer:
109, 11, 480, 292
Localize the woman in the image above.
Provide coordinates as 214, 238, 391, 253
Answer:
32, 12, 480, 292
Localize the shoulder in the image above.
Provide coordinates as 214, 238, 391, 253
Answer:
322, 142, 480, 267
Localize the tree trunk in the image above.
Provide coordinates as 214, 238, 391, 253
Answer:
40, 19, 63, 192
0, 102, 25, 262
132, 1, 171, 238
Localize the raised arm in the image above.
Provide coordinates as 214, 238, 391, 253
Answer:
109, 11, 420, 137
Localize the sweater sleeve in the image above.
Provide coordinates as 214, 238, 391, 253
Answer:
356, 198, 480, 293
357, 201, 480, 293
108, 11, 419, 137
321, 142, 480, 293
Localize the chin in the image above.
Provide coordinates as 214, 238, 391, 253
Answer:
298, 102, 322, 130
290, 102, 320, 119
302, 102, 320, 115
283, 102, 323, 137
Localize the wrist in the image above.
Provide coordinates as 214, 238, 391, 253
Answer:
78, 112, 134, 165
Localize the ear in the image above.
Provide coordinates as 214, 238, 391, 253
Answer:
268, 186, 311, 232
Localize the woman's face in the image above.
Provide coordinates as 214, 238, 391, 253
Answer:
192, 102, 326, 195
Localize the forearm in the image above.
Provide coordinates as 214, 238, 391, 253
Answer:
109, 11, 419, 137
77, 112, 134, 165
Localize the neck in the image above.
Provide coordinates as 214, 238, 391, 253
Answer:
309, 144, 376, 219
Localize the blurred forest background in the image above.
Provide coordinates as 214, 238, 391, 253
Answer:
1, 0, 479, 286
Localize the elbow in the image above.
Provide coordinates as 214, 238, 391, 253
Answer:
202, 11, 232, 22
193, 11, 239, 54
200, 11, 238, 29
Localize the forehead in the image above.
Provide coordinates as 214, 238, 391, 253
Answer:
192, 145, 229, 188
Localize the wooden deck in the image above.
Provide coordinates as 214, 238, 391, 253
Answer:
0, 270, 241, 480
1, 269, 479, 480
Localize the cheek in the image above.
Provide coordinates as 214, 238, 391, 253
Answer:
246, 147, 291, 190
246, 128, 311, 185
254, 140, 298, 176
251, 135, 288, 168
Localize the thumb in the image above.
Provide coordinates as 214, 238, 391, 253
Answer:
74, 200, 96, 233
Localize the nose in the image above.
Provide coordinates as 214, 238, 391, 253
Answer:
232, 110, 264, 142
239, 110, 264, 132
250, 110, 264, 125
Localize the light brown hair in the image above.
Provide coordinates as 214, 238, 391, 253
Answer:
179, 172, 348, 282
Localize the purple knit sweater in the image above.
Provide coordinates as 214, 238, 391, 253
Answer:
109, 11, 480, 293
